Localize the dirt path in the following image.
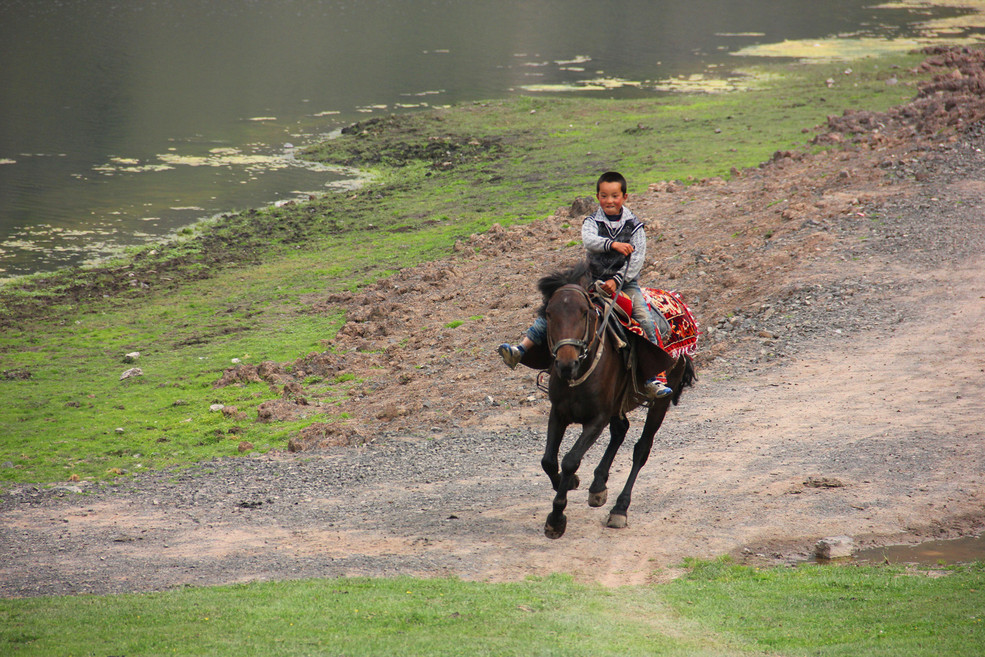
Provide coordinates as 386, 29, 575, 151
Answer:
2, 47, 985, 597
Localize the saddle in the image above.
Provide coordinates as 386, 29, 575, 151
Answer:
518, 285, 690, 383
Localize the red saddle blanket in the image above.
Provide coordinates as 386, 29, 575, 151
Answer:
643, 287, 699, 358
595, 287, 699, 359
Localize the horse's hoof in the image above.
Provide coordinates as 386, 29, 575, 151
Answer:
545, 515, 567, 539
606, 513, 628, 529
588, 489, 608, 507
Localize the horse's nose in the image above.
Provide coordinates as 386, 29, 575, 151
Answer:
556, 358, 577, 380
555, 348, 580, 380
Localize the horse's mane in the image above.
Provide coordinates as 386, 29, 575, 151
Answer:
536, 261, 592, 317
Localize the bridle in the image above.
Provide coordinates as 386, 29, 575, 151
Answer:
546, 284, 605, 386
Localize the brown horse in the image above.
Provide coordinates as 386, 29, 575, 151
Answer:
521, 262, 696, 539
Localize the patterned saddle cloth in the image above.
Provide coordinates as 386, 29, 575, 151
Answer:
592, 286, 699, 359
643, 287, 699, 358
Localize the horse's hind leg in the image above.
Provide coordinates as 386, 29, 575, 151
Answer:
545, 417, 607, 539
607, 403, 668, 529
588, 416, 629, 508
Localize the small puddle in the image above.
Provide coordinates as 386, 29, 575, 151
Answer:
854, 534, 985, 566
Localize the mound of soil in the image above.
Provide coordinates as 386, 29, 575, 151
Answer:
2, 46, 984, 597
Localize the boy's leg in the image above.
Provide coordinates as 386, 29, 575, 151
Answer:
623, 282, 658, 344
498, 317, 546, 369
623, 282, 671, 399
525, 316, 547, 346
653, 308, 671, 341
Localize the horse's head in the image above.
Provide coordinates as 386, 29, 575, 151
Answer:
536, 261, 597, 380
545, 284, 596, 381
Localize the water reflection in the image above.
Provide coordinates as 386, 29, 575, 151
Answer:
0, 0, 981, 275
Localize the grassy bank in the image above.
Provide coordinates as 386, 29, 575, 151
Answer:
0, 52, 929, 486
2, 561, 982, 656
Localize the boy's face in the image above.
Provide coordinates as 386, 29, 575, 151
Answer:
597, 181, 627, 216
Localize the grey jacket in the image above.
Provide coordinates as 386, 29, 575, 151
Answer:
581, 206, 646, 285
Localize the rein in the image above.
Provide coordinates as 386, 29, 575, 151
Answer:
595, 259, 630, 341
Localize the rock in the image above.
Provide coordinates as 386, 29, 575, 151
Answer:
805, 476, 846, 488
120, 367, 143, 380
815, 536, 855, 560
237, 441, 254, 453
213, 364, 265, 388
221, 406, 249, 421
209, 403, 225, 412
123, 352, 140, 363
288, 422, 367, 450
568, 197, 597, 218
282, 382, 307, 403
256, 399, 310, 423
376, 403, 407, 420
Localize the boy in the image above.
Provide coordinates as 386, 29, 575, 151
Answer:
498, 171, 672, 399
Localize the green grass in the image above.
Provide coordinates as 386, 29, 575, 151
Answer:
2, 563, 982, 656
0, 51, 931, 486
664, 558, 985, 656
0, 256, 347, 483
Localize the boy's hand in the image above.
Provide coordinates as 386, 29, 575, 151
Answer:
611, 242, 634, 256
601, 279, 617, 295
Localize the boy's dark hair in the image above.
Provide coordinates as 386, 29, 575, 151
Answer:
596, 171, 627, 194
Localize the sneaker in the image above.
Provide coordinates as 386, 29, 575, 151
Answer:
498, 343, 525, 370
644, 377, 673, 399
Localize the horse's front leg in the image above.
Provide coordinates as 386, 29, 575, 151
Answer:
588, 415, 629, 508
607, 402, 669, 529
545, 416, 607, 539
541, 409, 568, 492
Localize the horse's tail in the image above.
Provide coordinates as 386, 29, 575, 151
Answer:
671, 353, 697, 406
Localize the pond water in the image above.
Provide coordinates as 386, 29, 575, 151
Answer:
855, 534, 985, 566
1, 0, 983, 276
